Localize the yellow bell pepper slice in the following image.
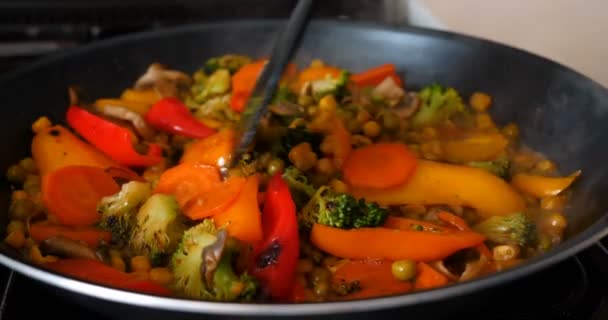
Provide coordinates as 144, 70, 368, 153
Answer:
511, 171, 581, 198
350, 160, 526, 218
120, 89, 162, 105
31, 125, 121, 177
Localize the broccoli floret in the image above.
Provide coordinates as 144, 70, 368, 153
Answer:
97, 181, 152, 245
472, 212, 536, 246
411, 83, 466, 128
282, 166, 316, 209
204, 54, 252, 74
468, 157, 511, 178
130, 194, 186, 263
310, 70, 350, 100
299, 186, 388, 230
170, 220, 258, 301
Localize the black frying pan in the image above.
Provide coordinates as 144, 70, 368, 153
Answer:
0, 20, 607, 320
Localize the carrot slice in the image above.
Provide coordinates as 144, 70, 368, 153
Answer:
350, 63, 403, 87
183, 176, 247, 220
414, 262, 449, 290
213, 175, 263, 244
180, 128, 237, 168
154, 162, 221, 207
310, 224, 485, 262
45, 258, 171, 296
342, 142, 417, 189
332, 258, 412, 300
41, 166, 120, 226
29, 221, 112, 247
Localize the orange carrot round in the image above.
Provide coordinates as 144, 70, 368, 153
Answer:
310, 224, 485, 262
183, 176, 247, 220
153, 162, 221, 207
41, 165, 120, 226
342, 142, 417, 189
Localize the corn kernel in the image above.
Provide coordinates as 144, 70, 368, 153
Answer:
31, 116, 52, 134
319, 95, 337, 113
5, 230, 25, 249
131, 255, 151, 273
362, 121, 381, 138
149, 268, 173, 286
329, 179, 349, 193
470, 92, 492, 112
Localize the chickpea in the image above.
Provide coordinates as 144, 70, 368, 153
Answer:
131, 255, 152, 273
469, 92, 492, 112
362, 121, 381, 138
315, 158, 335, 175
355, 110, 370, 124
351, 134, 372, 148
18, 158, 37, 174
534, 159, 556, 174
319, 95, 337, 114
380, 111, 400, 131
329, 179, 348, 193
32, 116, 52, 134
149, 268, 174, 286
476, 113, 495, 130
289, 143, 318, 171
6, 165, 26, 183
6, 220, 25, 234
5, 230, 25, 249
493, 245, 520, 261
502, 123, 519, 139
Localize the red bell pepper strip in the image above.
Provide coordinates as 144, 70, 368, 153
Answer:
66, 106, 163, 167
350, 63, 403, 87
249, 173, 299, 301
45, 258, 171, 296
144, 97, 216, 139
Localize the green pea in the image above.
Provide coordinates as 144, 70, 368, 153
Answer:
23, 175, 41, 195
18, 158, 37, 174
314, 281, 330, 297
311, 267, 331, 285
6, 165, 26, 183
391, 259, 417, 281
267, 158, 285, 176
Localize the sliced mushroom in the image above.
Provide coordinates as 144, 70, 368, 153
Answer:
393, 92, 420, 118
200, 229, 228, 287
40, 236, 100, 260
430, 260, 460, 281
269, 101, 304, 116
134, 63, 192, 98
99, 105, 156, 141
459, 253, 489, 281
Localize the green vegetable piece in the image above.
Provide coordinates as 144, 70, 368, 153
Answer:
468, 157, 511, 178
130, 194, 186, 263
310, 70, 350, 101
299, 186, 388, 230
391, 259, 417, 281
411, 83, 467, 128
97, 181, 152, 245
472, 212, 536, 246
170, 219, 258, 301
204, 54, 252, 74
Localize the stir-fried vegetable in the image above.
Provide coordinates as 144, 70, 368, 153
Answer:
4, 56, 582, 303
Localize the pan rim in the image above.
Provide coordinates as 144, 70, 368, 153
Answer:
0, 19, 607, 316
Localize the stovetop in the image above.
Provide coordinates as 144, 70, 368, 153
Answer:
0, 2, 607, 319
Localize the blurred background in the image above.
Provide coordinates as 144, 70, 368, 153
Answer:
1, 0, 605, 87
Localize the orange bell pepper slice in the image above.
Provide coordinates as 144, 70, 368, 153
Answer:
511, 170, 581, 198
332, 258, 412, 300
